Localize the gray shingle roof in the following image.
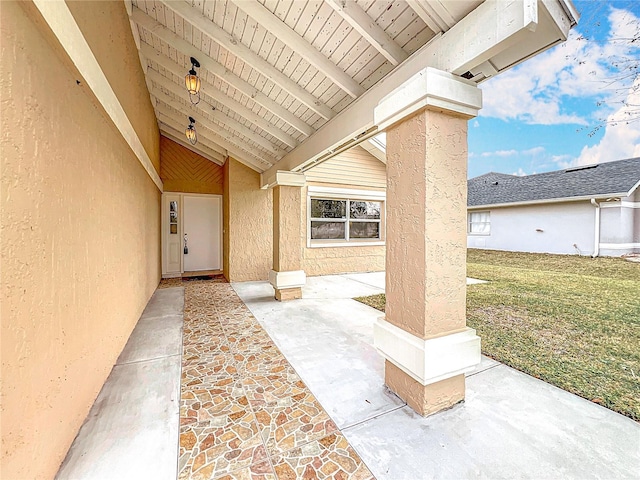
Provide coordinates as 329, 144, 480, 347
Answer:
468, 157, 640, 207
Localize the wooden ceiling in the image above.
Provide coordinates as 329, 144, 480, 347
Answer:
126, 0, 577, 178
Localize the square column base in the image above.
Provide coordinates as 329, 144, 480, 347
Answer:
269, 270, 306, 301
275, 287, 303, 301
385, 361, 465, 416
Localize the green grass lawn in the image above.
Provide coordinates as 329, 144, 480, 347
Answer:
355, 250, 640, 421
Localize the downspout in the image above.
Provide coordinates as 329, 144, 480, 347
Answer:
591, 198, 600, 257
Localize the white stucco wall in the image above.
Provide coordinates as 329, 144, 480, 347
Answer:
599, 191, 640, 256
467, 201, 596, 255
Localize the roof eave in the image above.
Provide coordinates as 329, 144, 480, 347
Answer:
468, 192, 629, 209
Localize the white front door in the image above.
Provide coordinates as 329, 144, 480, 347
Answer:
183, 195, 222, 272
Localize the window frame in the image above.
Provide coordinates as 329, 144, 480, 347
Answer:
468, 210, 491, 235
307, 187, 385, 248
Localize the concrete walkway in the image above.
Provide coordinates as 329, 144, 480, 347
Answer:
56, 288, 184, 480
234, 272, 640, 480
56, 273, 639, 479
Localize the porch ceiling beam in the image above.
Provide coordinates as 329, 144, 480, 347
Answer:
157, 118, 230, 160
155, 1, 336, 120
140, 44, 298, 149
230, 0, 365, 98
130, 9, 316, 136
147, 72, 287, 158
261, 0, 574, 185
406, 0, 456, 34
324, 0, 408, 66
156, 108, 273, 172
142, 50, 299, 150
158, 127, 227, 166
158, 115, 264, 174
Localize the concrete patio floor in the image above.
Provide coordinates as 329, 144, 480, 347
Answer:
56, 272, 639, 479
234, 272, 639, 479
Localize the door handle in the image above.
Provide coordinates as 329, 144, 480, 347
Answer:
184, 233, 189, 254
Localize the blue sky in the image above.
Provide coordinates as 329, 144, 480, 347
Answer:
468, 0, 640, 178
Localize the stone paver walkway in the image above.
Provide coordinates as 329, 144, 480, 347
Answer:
177, 279, 374, 479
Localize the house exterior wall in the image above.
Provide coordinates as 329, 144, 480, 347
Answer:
66, 0, 160, 172
301, 148, 386, 276
599, 190, 640, 256
1, 4, 161, 480
160, 136, 224, 194
224, 159, 272, 281
467, 201, 596, 255
302, 184, 386, 275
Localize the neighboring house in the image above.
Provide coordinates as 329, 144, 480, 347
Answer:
467, 158, 640, 257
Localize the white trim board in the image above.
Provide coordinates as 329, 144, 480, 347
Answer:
468, 194, 629, 210
600, 201, 640, 209
31, 0, 163, 192
307, 186, 386, 200
599, 243, 640, 250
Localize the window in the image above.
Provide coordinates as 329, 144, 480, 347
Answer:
310, 197, 382, 244
468, 211, 490, 234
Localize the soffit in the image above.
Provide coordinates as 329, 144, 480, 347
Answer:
127, 0, 481, 172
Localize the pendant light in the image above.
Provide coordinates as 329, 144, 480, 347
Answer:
184, 57, 201, 105
185, 117, 197, 145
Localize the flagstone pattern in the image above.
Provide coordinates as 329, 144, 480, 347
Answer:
163, 277, 375, 480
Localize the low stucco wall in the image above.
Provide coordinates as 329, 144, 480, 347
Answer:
1, 4, 161, 479
224, 159, 272, 281
467, 201, 596, 255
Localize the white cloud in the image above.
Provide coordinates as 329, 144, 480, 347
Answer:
572, 76, 640, 165
522, 146, 546, 156
479, 5, 640, 126
473, 120, 480, 128
481, 149, 517, 157
512, 168, 528, 176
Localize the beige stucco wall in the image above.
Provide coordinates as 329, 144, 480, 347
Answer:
66, 0, 160, 172
1, 4, 161, 480
224, 159, 272, 281
302, 183, 386, 276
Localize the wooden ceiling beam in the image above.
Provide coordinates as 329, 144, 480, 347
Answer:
157, 119, 229, 159
158, 115, 265, 173
261, 0, 575, 184
130, 8, 316, 136
147, 72, 287, 158
324, 0, 408, 66
230, 0, 365, 98
139, 43, 299, 149
156, 108, 274, 172
155, 1, 336, 120
158, 127, 227, 166
406, 0, 455, 34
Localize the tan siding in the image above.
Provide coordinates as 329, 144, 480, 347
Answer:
305, 146, 386, 188
160, 136, 224, 194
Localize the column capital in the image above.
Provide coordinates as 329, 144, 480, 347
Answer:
374, 67, 482, 131
261, 170, 306, 189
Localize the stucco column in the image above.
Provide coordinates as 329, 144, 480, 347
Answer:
267, 171, 306, 301
373, 68, 482, 416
